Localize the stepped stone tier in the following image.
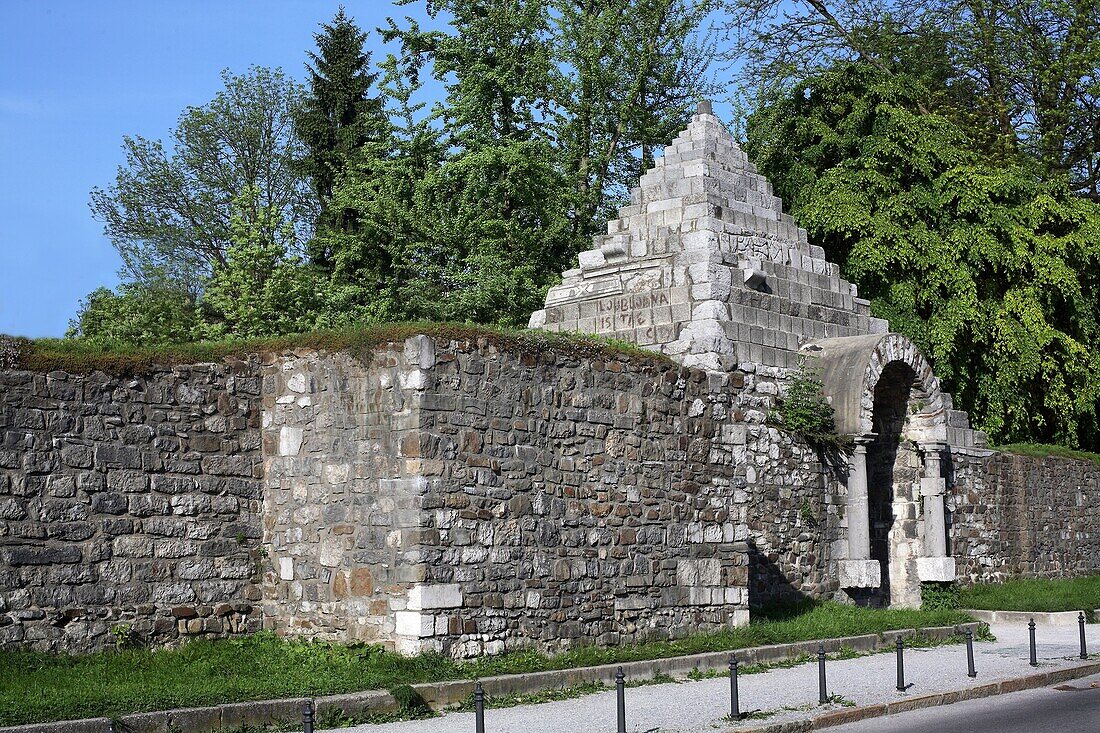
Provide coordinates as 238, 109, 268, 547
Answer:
530, 102, 986, 450
530, 101, 887, 373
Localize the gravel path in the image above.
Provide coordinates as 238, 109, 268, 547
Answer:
328, 622, 1100, 733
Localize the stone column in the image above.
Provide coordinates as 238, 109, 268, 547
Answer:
916, 442, 955, 581
847, 437, 872, 560
839, 434, 880, 588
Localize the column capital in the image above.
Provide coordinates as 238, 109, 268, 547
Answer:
852, 433, 877, 451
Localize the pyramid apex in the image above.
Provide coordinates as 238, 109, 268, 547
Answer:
696, 100, 713, 116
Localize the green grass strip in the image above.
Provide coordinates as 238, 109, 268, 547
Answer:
0, 601, 971, 726
994, 442, 1100, 466
958, 575, 1100, 614
2, 322, 671, 376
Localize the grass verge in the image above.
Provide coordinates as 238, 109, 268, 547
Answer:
0, 601, 972, 727
995, 442, 1100, 466
958, 575, 1100, 615
2, 322, 670, 376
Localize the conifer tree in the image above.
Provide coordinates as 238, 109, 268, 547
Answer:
294, 8, 386, 261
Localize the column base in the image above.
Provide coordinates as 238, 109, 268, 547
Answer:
838, 559, 881, 588
916, 556, 956, 582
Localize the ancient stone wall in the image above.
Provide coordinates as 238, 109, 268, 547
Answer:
949, 450, 1100, 584
0, 363, 263, 653
260, 337, 843, 657
260, 346, 431, 647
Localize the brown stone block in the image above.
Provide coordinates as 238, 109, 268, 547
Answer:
349, 567, 374, 595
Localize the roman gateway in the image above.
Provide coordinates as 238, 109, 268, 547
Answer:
529, 101, 987, 608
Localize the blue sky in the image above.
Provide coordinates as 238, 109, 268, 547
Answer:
0, 1, 436, 338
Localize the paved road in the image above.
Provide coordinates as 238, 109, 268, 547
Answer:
328, 622, 1099, 733
829, 672, 1100, 733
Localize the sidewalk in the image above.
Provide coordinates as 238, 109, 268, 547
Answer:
330, 622, 1099, 733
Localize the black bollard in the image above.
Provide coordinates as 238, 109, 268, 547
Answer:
896, 638, 906, 691
1080, 612, 1089, 660
107, 722, 115, 733
616, 667, 627, 733
817, 643, 828, 704
474, 681, 486, 733
302, 700, 314, 733
965, 628, 977, 678
1029, 618, 1038, 667
729, 653, 740, 720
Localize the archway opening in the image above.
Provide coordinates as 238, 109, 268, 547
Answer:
867, 361, 918, 607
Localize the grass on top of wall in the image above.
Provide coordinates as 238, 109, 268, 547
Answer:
958, 575, 1100, 615
0, 601, 973, 726
1, 322, 672, 377
995, 442, 1100, 466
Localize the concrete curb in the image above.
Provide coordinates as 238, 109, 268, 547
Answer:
725, 659, 1100, 733
0, 623, 978, 733
961, 609, 1098, 626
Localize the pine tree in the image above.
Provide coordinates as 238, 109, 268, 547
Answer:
294, 8, 386, 261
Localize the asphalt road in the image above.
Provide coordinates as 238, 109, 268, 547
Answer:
828, 673, 1100, 733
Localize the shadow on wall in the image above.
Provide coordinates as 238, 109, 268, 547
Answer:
746, 543, 814, 610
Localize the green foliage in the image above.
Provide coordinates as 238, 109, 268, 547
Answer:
773, 359, 848, 453
293, 8, 387, 250
89, 67, 312, 293
920, 582, 961, 612
199, 188, 329, 340
0, 601, 971, 726
67, 274, 201, 345
747, 63, 1100, 449
958, 575, 1100, 615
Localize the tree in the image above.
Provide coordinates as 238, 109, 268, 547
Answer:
746, 62, 1100, 448
199, 187, 329, 339
294, 8, 388, 258
90, 67, 313, 294
67, 273, 201, 345
549, 0, 720, 232
721, 1, 1100, 197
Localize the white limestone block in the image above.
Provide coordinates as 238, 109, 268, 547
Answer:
916, 557, 956, 582
407, 583, 463, 610
278, 426, 304, 456
278, 557, 294, 581
838, 559, 881, 588
395, 611, 434, 638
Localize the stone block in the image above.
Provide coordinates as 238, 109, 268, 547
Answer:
408, 584, 463, 611
838, 559, 881, 588
916, 556, 955, 582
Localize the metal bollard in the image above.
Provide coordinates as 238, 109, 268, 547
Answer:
474, 681, 486, 733
1080, 612, 1089, 660
107, 722, 115, 733
1029, 618, 1038, 667
895, 637, 906, 691
615, 667, 626, 733
728, 653, 740, 720
817, 643, 827, 704
302, 700, 314, 733
965, 628, 977, 678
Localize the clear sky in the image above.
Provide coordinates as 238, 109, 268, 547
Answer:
0, 1, 436, 338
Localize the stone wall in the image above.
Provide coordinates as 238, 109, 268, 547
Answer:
261, 337, 843, 657
260, 346, 430, 645
0, 363, 263, 652
949, 450, 1100, 584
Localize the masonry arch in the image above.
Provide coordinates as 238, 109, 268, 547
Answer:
803, 334, 953, 607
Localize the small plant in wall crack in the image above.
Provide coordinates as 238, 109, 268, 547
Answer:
770, 357, 852, 456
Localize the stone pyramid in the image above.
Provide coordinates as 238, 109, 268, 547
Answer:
529, 102, 890, 372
